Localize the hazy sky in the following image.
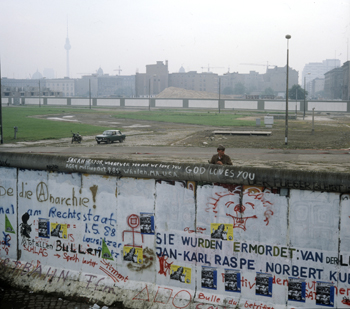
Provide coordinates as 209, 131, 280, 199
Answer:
1, 0, 349, 81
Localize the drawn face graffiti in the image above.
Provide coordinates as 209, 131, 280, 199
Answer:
206, 186, 275, 231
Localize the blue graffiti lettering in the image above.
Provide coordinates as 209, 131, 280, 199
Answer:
215, 255, 254, 269
0, 204, 15, 214
300, 250, 323, 263
266, 262, 323, 279
49, 207, 115, 226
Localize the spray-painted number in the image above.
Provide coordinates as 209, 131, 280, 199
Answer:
104, 226, 116, 237
85, 223, 100, 235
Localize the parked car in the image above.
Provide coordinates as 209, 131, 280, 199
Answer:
95, 130, 126, 144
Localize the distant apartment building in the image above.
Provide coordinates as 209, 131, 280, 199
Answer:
97, 75, 135, 97
323, 61, 350, 100
135, 61, 169, 97
1, 77, 62, 102
220, 66, 298, 97
169, 71, 218, 93
46, 77, 75, 97
324, 67, 343, 99
73, 67, 135, 97
310, 78, 325, 99
302, 59, 340, 94
342, 61, 350, 101
75, 75, 98, 97
1, 72, 75, 97
136, 61, 299, 97
263, 66, 298, 94
1, 77, 45, 90
221, 71, 263, 95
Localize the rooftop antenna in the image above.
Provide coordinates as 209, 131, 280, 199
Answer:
64, 18, 71, 78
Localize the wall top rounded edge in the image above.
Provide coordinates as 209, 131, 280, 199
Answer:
0, 152, 349, 193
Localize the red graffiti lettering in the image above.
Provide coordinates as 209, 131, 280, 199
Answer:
82, 258, 98, 268
157, 254, 173, 276
23, 245, 48, 257
63, 253, 79, 263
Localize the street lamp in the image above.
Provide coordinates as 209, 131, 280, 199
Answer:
148, 77, 151, 111
218, 77, 221, 113
38, 79, 41, 108
89, 79, 91, 109
285, 34, 291, 145
303, 73, 310, 120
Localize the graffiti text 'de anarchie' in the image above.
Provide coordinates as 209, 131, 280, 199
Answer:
18, 182, 90, 207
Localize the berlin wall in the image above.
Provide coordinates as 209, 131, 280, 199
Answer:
0, 152, 350, 308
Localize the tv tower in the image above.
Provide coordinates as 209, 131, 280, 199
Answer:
64, 21, 71, 78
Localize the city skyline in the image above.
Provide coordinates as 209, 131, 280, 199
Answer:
0, 0, 349, 81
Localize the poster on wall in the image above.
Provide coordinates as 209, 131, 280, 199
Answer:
316, 281, 334, 307
123, 246, 143, 264
210, 223, 233, 241
140, 212, 155, 235
255, 272, 273, 297
50, 223, 67, 239
201, 266, 217, 290
38, 218, 50, 238
224, 269, 241, 293
288, 277, 306, 302
170, 265, 191, 284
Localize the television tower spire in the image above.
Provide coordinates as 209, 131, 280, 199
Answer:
64, 20, 71, 78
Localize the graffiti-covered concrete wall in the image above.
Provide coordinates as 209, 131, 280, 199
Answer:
0, 152, 350, 309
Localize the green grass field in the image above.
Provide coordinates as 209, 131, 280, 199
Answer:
0, 106, 256, 143
0, 106, 113, 142
113, 110, 255, 126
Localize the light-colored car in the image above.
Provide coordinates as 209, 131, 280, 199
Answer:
95, 130, 126, 144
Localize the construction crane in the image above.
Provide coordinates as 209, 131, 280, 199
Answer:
201, 65, 224, 72
114, 66, 122, 75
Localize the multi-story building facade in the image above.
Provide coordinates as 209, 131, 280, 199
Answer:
310, 78, 325, 99
135, 61, 169, 97
73, 67, 135, 98
75, 75, 98, 97
136, 61, 299, 97
97, 75, 135, 97
221, 71, 263, 95
169, 71, 218, 93
220, 66, 298, 97
342, 61, 350, 101
263, 66, 298, 95
1, 77, 63, 102
302, 59, 340, 94
46, 77, 75, 97
324, 67, 343, 99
